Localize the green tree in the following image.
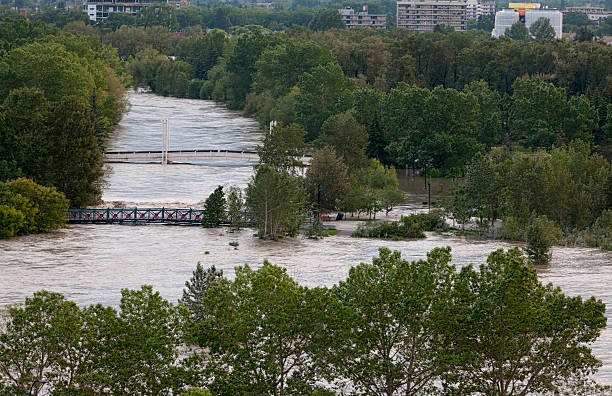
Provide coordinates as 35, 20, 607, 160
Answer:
257, 123, 307, 174
246, 165, 305, 239
433, 23, 455, 34
530, 17, 556, 41
180, 263, 223, 322
47, 96, 105, 207
253, 40, 334, 98
110, 286, 187, 395
445, 248, 607, 395
0, 204, 25, 238
199, 262, 319, 394
524, 215, 563, 265
4, 178, 69, 233
308, 8, 345, 31
463, 80, 504, 148
226, 185, 244, 230
564, 12, 591, 27
202, 185, 226, 227
505, 21, 530, 41
305, 147, 350, 212
320, 111, 369, 172
319, 247, 455, 395
0, 291, 82, 395
294, 62, 355, 140
0, 87, 51, 184
140, 2, 178, 31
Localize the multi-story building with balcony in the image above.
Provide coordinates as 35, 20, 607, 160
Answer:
338, 6, 387, 28
83, 0, 188, 22
466, 1, 496, 20
397, 0, 468, 32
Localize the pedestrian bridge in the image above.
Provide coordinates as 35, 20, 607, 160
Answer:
103, 149, 311, 166
67, 207, 249, 225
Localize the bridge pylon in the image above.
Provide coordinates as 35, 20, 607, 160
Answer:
162, 119, 170, 165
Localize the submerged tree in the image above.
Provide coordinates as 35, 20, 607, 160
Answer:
246, 165, 305, 239
202, 185, 226, 228
226, 185, 243, 230
524, 215, 563, 265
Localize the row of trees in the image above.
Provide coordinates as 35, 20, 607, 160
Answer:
0, 178, 68, 238
0, 19, 128, 207
445, 141, 612, 254
120, 26, 611, 167
1, 248, 608, 395
200, 122, 404, 239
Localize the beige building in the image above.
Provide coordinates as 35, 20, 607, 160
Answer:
338, 6, 387, 28
466, 0, 496, 20
564, 6, 611, 25
397, 0, 468, 32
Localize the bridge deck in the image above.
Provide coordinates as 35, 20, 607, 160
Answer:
103, 149, 311, 165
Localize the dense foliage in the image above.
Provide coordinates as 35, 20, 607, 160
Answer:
118, 26, 612, 172
0, 178, 69, 238
1, 248, 607, 395
0, 19, 128, 206
446, 142, 612, 250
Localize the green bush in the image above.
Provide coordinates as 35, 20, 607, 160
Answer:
0, 178, 69, 238
0, 205, 25, 238
352, 217, 425, 240
524, 215, 563, 265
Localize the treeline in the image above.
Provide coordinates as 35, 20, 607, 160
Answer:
199, 123, 405, 240
0, 248, 608, 395
0, 178, 68, 238
0, 19, 129, 207
119, 27, 612, 169
446, 142, 612, 252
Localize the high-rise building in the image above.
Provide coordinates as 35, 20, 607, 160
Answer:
492, 3, 562, 38
83, 0, 188, 22
466, 0, 496, 20
338, 6, 387, 28
397, 0, 468, 32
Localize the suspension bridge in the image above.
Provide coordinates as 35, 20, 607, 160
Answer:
103, 119, 311, 165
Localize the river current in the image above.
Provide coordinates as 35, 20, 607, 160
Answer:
1, 92, 611, 385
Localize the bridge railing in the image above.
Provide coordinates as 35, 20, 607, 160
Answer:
67, 208, 255, 225
67, 208, 206, 224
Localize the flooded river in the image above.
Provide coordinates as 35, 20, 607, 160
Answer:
1, 92, 611, 385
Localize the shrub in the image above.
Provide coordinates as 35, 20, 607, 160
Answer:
524, 215, 563, 265
0, 205, 25, 238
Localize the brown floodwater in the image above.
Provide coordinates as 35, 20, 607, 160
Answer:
1, 93, 610, 385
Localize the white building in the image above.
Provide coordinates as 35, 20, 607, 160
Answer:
492, 5, 562, 38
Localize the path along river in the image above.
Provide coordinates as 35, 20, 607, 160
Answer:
1, 92, 611, 385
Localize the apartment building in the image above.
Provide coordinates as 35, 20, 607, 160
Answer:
338, 6, 387, 28
397, 0, 468, 32
466, 0, 496, 20
84, 0, 188, 22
